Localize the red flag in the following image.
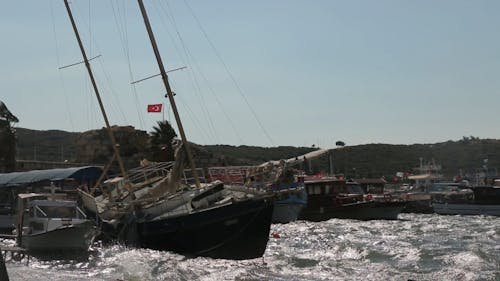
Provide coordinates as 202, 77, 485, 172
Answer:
147, 104, 162, 113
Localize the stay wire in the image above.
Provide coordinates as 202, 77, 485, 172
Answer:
159, 0, 244, 145
72, 1, 128, 127
49, 1, 75, 132
161, 0, 220, 144
110, 0, 146, 130
155, 1, 219, 144
147, 2, 214, 144
183, 0, 275, 146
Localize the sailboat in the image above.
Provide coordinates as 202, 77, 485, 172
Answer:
63, 0, 274, 259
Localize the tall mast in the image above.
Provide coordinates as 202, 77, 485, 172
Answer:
137, 0, 201, 188
63, 0, 128, 179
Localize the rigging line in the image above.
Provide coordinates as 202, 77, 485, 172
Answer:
72, 1, 128, 126
156, 2, 243, 144
110, 0, 146, 130
183, 0, 275, 146
140, 2, 197, 138
175, 94, 212, 145
49, 1, 75, 132
191, 60, 246, 145
95, 58, 128, 124
155, 1, 219, 144
181, 46, 241, 144
167, 24, 245, 145
160, 1, 220, 143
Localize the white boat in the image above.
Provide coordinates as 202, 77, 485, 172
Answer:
15, 193, 98, 251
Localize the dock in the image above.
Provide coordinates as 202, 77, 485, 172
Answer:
1, 246, 30, 264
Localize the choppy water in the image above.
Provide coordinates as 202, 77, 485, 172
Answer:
4, 214, 499, 281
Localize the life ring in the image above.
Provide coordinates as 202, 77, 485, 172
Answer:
11, 251, 24, 262
365, 194, 373, 202
384, 194, 392, 202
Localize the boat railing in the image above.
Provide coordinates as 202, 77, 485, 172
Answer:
110, 162, 206, 187
182, 168, 207, 185
126, 162, 175, 184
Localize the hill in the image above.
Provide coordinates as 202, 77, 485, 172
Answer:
14, 128, 500, 179
16, 128, 80, 162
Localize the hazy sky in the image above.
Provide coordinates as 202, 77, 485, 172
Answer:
1, 1, 499, 148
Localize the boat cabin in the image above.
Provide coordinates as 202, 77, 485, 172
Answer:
16, 193, 87, 236
351, 178, 387, 194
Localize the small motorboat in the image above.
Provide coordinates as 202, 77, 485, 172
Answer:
15, 193, 98, 252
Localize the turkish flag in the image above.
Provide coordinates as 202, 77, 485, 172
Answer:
147, 104, 162, 113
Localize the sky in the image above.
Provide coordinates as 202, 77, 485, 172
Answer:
1, 0, 499, 148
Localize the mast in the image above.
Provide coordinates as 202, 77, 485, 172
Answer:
63, 0, 127, 179
137, 0, 201, 188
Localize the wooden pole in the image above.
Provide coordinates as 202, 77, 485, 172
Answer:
64, 0, 128, 180
137, 0, 200, 188
0, 250, 8, 281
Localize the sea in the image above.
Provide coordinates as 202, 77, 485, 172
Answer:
3, 213, 499, 281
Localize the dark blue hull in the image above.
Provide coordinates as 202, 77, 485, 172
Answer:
137, 196, 274, 260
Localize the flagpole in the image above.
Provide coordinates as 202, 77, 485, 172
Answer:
138, 0, 201, 189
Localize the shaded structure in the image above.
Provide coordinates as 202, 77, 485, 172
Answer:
0, 166, 103, 230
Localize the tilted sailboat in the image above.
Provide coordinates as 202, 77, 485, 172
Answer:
63, 0, 274, 259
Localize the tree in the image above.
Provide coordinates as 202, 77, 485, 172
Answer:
149, 120, 177, 162
0, 101, 18, 172
335, 140, 345, 147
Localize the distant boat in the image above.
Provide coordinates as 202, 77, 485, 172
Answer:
15, 193, 98, 252
299, 177, 405, 221
208, 165, 308, 224
433, 185, 500, 216
270, 182, 307, 223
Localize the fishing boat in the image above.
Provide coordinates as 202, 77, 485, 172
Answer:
299, 177, 404, 221
15, 193, 98, 252
63, 0, 274, 259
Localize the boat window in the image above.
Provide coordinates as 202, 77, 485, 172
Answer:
307, 184, 323, 195
29, 222, 44, 231
325, 184, 332, 194
315, 185, 323, 195
37, 206, 77, 218
347, 184, 364, 194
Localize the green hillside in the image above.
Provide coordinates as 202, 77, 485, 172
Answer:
14, 128, 500, 180
15, 128, 80, 162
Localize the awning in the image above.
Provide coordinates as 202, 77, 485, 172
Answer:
407, 173, 441, 181
0, 166, 103, 188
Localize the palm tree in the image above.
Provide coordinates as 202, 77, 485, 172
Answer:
149, 120, 177, 162
0, 101, 18, 172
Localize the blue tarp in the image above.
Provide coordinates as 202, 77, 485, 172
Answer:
0, 166, 103, 188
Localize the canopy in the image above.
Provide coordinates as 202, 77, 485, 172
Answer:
407, 173, 442, 181
0, 166, 103, 188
